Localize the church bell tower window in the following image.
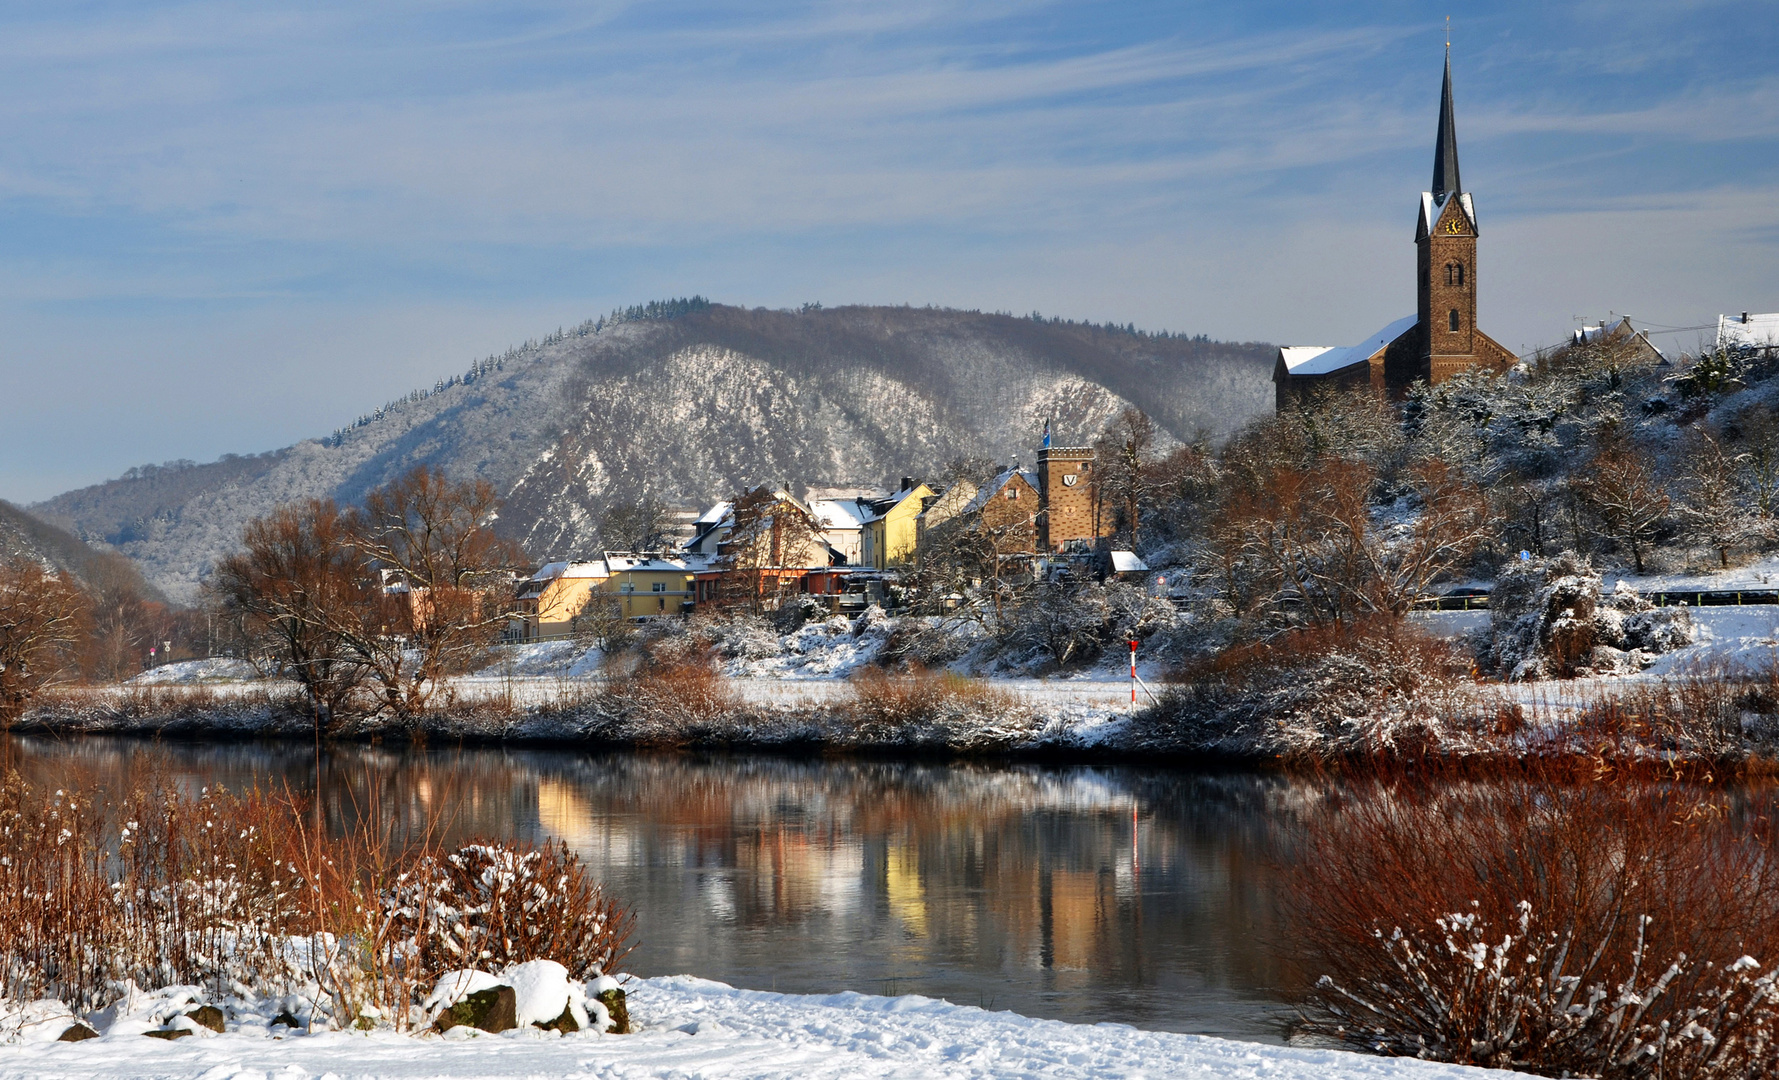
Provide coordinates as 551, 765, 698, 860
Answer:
1449, 309, 1461, 332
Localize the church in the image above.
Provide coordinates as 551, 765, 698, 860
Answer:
1274, 53, 1517, 410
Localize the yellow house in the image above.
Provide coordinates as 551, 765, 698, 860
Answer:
602, 554, 696, 618
859, 483, 936, 570
513, 561, 611, 640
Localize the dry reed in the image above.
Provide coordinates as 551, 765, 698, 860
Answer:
0, 768, 631, 1030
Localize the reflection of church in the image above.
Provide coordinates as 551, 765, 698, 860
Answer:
1274, 52, 1517, 410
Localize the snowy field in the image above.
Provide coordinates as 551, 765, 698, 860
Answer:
0, 976, 1526, 1080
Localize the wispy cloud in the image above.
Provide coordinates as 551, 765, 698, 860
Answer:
0, 0, 1775, 499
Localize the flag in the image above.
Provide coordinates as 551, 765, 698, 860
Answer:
1041, 418, 1051, 449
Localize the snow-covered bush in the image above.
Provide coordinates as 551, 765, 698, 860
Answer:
1293, 769, 1779, 1078
996, 581, 1179, 672
1142, 617, 1476, 759
1487, 551, 1693, 679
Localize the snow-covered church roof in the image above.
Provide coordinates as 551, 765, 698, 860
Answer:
1279, 315, 1419, 377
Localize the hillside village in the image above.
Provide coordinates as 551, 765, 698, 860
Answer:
511, 434, 1149, 642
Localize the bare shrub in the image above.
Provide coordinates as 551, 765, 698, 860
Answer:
847, 666, 1034, 750
600, 647, 737, 744
0, 556, 88, 723
1289, 767, 1779, 1078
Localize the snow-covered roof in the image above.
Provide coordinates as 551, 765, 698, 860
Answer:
1280, 315, 1418, 377
810, 498, 866, 531
1419, 190, 1476, 236
527, 560, 609, 582
960, 468, 1040, 515
604, 554, 690, 573
695, 501, 733, 526
1108, 551, 1148, 573
1574, 317, 1666, 360
1718, 312, 1779, 351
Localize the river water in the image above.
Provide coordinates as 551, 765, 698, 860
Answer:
1, 736, 1303, 1041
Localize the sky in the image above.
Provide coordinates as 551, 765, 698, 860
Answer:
2, 0, 1777, 502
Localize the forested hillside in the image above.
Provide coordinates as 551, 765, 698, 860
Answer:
32, 302, 1276, 602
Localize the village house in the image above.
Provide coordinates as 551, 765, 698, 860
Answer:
1275, 52, 1516, 409
1718, 311, 1779, 357
513, 560, 608, 641
1571, 316, 1666, 366
859, 480, 938, 570
511, 554, 694, 640
693, 486, 838, 608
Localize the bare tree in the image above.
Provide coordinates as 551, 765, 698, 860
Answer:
0, 556, 88, 723
1676, 431, 1764, 569
600, 495, 673, 552
1572, 429, 1669, 574
1092, 408, 1158, 547
341, 467, 527, 719
211, 499, 369, 733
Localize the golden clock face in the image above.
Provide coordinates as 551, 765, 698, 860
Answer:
1442, 216, 1467, 235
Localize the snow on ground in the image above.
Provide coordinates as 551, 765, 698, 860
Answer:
0, 976, 1528, 1080
1607, 555, 1779, 595
130, 658, 263, 685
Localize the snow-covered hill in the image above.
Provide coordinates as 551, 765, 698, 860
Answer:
32, 304, 1274, 603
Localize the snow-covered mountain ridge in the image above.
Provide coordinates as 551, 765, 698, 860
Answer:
32, 304, 1274, 602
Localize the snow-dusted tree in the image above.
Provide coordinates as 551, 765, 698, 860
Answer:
0, 556, 86, 722
211, 498, 369, 733
1092, 407, 1159, 547
339, 467, 526, 720
1677, 431, 1764, 568
1572, 427, 1669, 574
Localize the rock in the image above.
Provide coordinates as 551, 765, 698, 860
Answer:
534, 1004, 579, 1033
57, 1022, 99, 1042
186, 1005, 225, 1033
594, 986, 630, 1035
433, 985, 516, 1034
143, 1029, 191, 1040
271, 1011, 302, 1029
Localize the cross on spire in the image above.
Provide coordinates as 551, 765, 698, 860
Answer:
1432, 48, 1462, 202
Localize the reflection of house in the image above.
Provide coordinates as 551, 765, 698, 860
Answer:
1275, 54, 1516, 410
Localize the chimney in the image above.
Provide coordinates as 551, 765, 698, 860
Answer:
900, 476, 914, 492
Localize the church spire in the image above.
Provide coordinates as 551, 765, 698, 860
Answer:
1431, 50, 1461, 202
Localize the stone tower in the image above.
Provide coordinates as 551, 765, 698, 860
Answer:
1036, 444, 1101, 551
1416, 52, 1482, 385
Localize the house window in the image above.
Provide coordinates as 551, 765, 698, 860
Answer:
1005, 487, 1018, 500
652, 582, 665, 592
1448, 309, 1461, 332
658, 597, 665, 611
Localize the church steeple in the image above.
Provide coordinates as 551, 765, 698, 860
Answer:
1432, 51, 1461, 202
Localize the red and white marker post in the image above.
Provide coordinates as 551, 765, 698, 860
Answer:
1129, 639, 1138, 705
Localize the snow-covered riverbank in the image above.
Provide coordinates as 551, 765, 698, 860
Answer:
0, 975, 1527, 1080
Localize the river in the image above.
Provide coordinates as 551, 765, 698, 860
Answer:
1, 735, 1303, 1041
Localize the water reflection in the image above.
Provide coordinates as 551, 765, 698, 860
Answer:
3, 736, 1297, 1040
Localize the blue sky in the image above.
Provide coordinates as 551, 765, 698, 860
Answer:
2, 0, 1777, 501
